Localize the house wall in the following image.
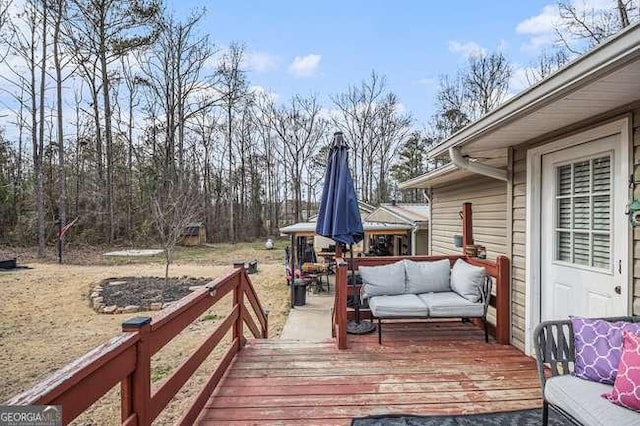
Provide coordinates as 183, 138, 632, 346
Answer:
509, 106, 640, 351
430, 176, 508, 260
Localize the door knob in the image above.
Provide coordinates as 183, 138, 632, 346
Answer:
615, 286, 622, 295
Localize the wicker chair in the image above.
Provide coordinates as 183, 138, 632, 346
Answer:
533, 316, 640, 425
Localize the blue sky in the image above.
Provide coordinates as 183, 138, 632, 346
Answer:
167, 0, 567, 127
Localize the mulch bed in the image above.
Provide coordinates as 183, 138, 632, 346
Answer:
92, 276, 212, 313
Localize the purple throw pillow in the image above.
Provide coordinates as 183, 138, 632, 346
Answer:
571, 317, 640, 384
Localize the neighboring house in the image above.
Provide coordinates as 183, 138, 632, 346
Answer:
308, 200, 376, 223
180, 222, 206, 246
365, 202, 430, 255
401, 22, 640, 355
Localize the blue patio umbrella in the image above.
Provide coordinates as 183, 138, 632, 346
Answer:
316, 132, 374, 334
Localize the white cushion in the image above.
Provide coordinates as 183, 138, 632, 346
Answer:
450, 259, 485, 303
368, 294, 429, 318
418, 292, 484, 317
404, 259, 451, 294
545, 375, 640, 426
359, 261, 406, 299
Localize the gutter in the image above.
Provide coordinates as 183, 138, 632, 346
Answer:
449, 147, 508, 182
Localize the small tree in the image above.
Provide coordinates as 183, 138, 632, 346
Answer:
151, 184, 200, 283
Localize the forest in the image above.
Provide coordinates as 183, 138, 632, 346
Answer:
0, 0, 636, 255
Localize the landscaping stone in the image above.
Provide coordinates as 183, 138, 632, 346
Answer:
109, 281, 127, 286
115, 307, 124, 314
92, 296, 103, 307
188, 286, 204, 291
123, 305, 140, 313
150, 302, 163, 311
102, 305, 117, 314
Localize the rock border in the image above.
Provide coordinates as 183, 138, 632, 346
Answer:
89, 278, 206, 314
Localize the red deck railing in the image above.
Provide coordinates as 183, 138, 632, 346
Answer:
7, 266, 269, 425
332, 255, 511, 349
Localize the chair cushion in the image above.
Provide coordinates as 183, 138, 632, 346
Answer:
359, 261, 406, 299
450, 259, 485, 303
545, 375, 639, 426
368, 294, 429, 318
404, 259, 451, 294
603, 331, 640, 410
571, 316, 640, 384
418, 292, 484, 318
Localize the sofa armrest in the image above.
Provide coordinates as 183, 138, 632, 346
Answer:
534, 319, 575, 390
481, 276, 492, 317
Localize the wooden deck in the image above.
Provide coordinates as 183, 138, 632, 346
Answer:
197, 321, 542, 425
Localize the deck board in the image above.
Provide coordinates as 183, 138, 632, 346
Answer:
197, 321, 542, 425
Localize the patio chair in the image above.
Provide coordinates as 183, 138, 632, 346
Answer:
533, 316, 640, 426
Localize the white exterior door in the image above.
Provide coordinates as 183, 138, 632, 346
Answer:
541, 135, 628, 321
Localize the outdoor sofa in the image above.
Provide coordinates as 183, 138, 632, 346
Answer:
359, 258, 492, 344
534, 316, 640, 426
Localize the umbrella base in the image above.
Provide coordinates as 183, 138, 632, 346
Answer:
346, 320, 376, 335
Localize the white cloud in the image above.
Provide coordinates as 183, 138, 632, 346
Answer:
288, 54, 321, 78
448, 40, 487, 59
244, 51, 279, 73
516, 1, 620, 53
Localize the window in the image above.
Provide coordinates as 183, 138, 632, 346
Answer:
555, 155, 611, 269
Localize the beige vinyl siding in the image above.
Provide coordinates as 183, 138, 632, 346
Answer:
367, 209, 405, 224
431, 176, 508, 260
510, 147, 528, 350
510, 107, 640, 352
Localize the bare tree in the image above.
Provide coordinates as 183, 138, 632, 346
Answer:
556, 0, 638, 54
265, 94, 326, 223
525, 49, 569, 85
216, 42, 248, 243
465, 51, 512, 116
66, 0, 160, 242
431, 74, 471, 140
331, 71, 386, 201
151, 183, 199, 283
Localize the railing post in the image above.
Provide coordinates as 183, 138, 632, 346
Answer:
121, 316, 152, 426
233, 265, 246, 348
263, 310, 269, 338
334, 261, 348, 349
462, 202, 473, 248
495, 256, 511, 345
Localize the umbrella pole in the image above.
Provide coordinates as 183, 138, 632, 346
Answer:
290, 234, 296, 308
346, 244, 375, 335
351, 245, 360, 323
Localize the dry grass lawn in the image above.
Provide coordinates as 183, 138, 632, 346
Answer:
0, 244, 291, 425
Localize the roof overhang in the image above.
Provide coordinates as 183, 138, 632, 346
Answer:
279, 221, 413, 237
427, 21, 640, 158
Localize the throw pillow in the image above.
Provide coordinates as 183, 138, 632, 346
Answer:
404, 259, 451, 294
359, 261, 406, 299
450, 259, 485, 303
571, 317, 640, 384
603, 331, 640, 410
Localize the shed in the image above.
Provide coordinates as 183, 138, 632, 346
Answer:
180, 222, 206, 246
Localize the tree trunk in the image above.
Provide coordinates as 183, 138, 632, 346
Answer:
36, 0, 48, 258
99, 26, 115, 243
53, 0, 66, 240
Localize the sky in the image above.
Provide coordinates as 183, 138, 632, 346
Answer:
167, 0, 575, 129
